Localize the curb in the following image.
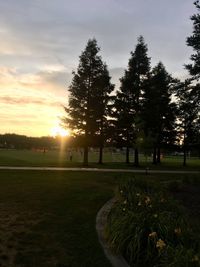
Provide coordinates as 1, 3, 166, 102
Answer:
96, 198, 130, 267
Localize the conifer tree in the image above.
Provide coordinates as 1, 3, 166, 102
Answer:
114, 36, 150, 165
175, 81, 199, 166
94, 64, 114, 164
64, 39, 113, 165
186, 0, 200, 78
142, 62, 177, 164
185, 0, 200, 107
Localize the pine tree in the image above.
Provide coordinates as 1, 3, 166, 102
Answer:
181, 0, 200, 163
186, 0, 200, 78
142, 62, 177, 164
94, 64, 114, 164
175, 81, 199, 166
64, 39, 112, 165
185, 0, 200, 107
114, 36, 151, 165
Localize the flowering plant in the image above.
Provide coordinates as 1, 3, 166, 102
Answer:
105, 178, 199, 267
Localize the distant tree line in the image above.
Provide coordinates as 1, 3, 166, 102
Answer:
0, 134, 59, 150
63, 1, 200, 166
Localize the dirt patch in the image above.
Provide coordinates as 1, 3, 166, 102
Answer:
0, 207, 45, 267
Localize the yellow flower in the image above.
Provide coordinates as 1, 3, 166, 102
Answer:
145, 196, 151, 204
136, 193, 140, 197
153, 214, 158, 218
174, 228, 181, 235
138, 201, 142, 206
122, 208, 126, 212
192, 255, 199, 262
148, 232, 157, 238
120, 190, 123, 194
123, 200, 127, 205
156, 239, 166, 250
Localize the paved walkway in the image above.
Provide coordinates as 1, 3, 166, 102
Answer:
0, 166, 199, 174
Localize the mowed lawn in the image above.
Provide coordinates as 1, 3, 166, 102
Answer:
0, 149, 199, 170
0, 170, 199, 267
0, 170, 118, 267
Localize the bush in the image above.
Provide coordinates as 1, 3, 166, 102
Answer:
105, 178, 200, 267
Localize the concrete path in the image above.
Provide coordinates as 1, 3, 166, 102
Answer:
0, 166, 199, 174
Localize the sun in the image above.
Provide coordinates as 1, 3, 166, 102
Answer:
50, 125, 70, 137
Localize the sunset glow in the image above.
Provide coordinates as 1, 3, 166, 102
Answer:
50, 125, 70, 137
0, 0, 194, 137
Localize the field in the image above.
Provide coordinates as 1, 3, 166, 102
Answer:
0, 170, 116, 267
0, 170, 199, 267
0, 149, 199, 170
0, 149, 199, 266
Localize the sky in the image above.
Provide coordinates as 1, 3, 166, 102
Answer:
0, 0, 196, 137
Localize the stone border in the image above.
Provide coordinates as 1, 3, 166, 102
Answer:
96, 198, 130, 267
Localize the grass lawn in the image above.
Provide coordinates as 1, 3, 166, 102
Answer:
0, 170, 118, 267
0, 170, 199, 267
0, 149, 199, 170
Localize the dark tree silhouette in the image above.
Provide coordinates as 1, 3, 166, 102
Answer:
142, 62, 177, 164
114, 36, 151, 165
186, 0, 200, 78
185, 0, 200, 107
63, 39, 113, 165
175, 81, 199, 166
94, 64, 114, 164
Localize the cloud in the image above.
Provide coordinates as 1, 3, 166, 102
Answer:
0, 96, 61, 106
0, 0, 196, 136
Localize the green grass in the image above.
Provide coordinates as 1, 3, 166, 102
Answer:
0, 149, 199, 170
0, 170, 118, 267
0, 170, 199, 267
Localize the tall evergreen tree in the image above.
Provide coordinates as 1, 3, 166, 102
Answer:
64, 39, 112, 165
142, 62, 177, 164
175, 81, 199, 166
180, 0, 200, 164
185, 0, 200, 106
94, 64, 114, 164
186, 0, 200, 78
114, 36, 151, 165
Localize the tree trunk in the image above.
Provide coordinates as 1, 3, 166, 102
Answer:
98, 119, 104, 164
134, 148, 139, 167
83, 146, 88, 166
83, 130, 89, 166
126, 146, 130, 164
183, 146, 187, 166
98, 146, 103, 164
183, 131, 186, 167
152, 147, 157, 164
157, 146, 161, 164
126, 130, 130, 164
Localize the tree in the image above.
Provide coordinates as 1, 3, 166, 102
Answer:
186, 0, 200, 78
142, 62, 177, 164
114, 36, 151, 165
175, 81, 199, 166
64, 39, 112, 165
94, 64, 114, 164
185, 0, 200, 107
180, 0, 200, 164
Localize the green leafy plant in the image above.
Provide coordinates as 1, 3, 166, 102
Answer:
105, 178, 199, 267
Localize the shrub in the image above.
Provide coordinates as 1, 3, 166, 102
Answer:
105, 178, 199, 267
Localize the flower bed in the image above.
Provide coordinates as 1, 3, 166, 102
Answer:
105, 178, 200, 267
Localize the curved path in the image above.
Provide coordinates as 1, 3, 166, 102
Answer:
0, 166, 199, 174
